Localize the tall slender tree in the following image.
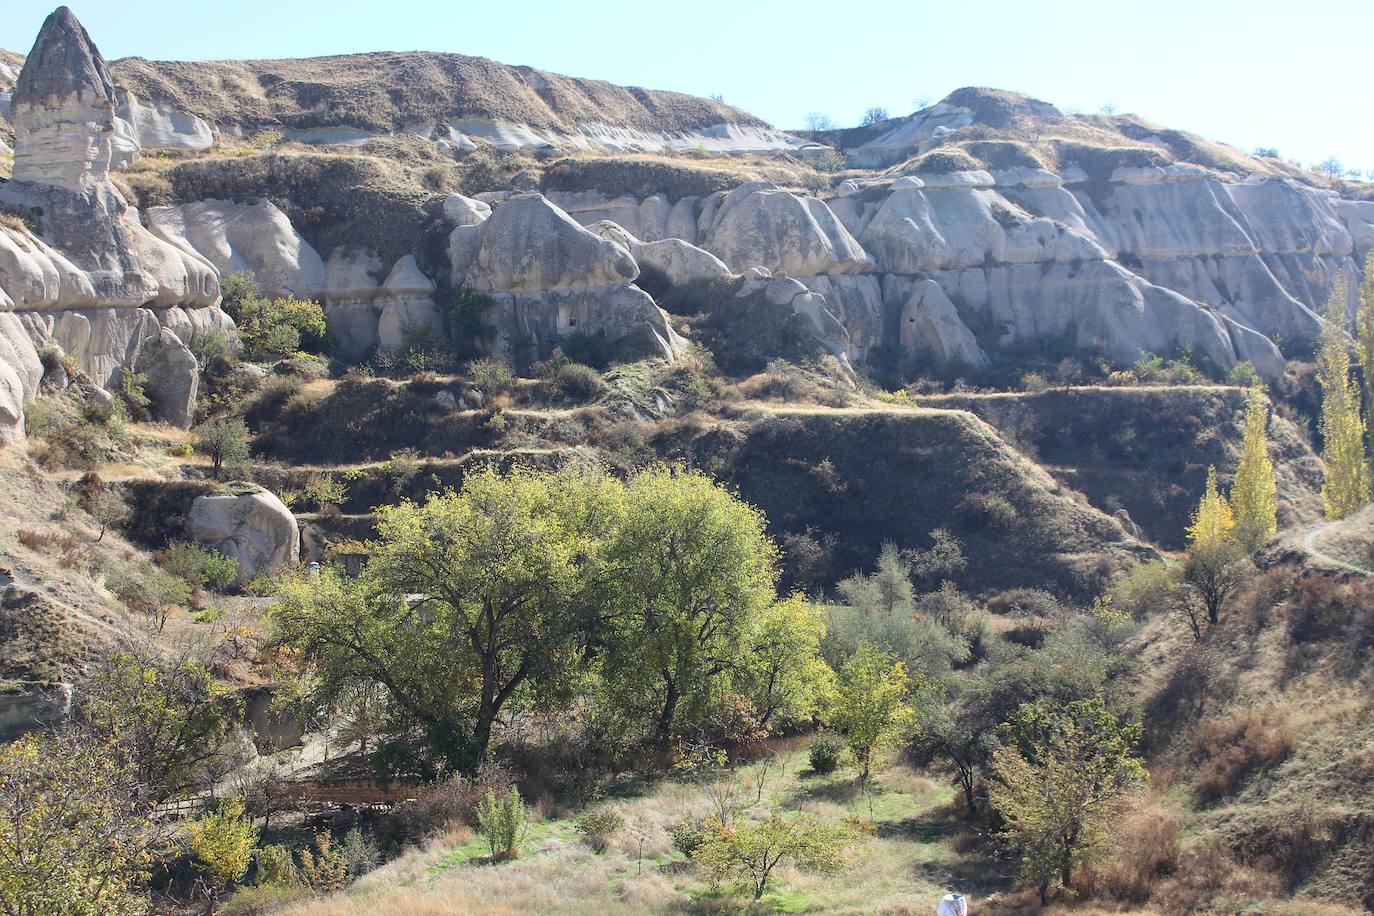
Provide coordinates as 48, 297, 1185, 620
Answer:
1230, 384, 1278, 551
1316, 279, 1370, 520
1357, 251, 1374, 458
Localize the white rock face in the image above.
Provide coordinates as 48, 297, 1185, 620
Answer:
111, 88, 214, 168
451, 193, 639, 292
898, 279, 990, 368
187, 488, 300, 586
376, 255, 442, 351
701, 183, 872, 276
0, 8, 230, 439
449, 193, 686, 360
590, 221, 730, 286
148, 199, 325, 298
18, 304, 220, 427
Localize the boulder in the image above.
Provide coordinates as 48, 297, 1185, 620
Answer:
442, 193, 492, 226
187, 488, 300, 586
141, 327, 198, 427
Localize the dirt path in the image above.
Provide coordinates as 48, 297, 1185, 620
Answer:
1302, 523, 1374, 576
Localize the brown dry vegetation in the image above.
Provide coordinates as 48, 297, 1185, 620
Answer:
926, 386, 1323, 549
108, 51, 768, 134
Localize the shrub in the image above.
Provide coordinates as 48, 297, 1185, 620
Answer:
957, 492, 1018, 530
338, 827, 380, 877
297, 832, 348, 892
476, 786, 528, 860
575, 808, 625, 852
467, 357, 514, 400
390, 763, 513, 841
808, 731, 844, 774
552, 362, 608, 401
1080, 804, 1181, 903
303, 472, 347, 511
161, 541, 239, 592
668, 816, 711, 857
186, 798, 259, 901
118, 369, 151, 421
254, 844, 299, 887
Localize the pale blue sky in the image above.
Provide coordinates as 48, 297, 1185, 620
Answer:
4, 0, 1371, 172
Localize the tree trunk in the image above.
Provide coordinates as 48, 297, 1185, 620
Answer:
654, 677, 679, 748
959, 766, 976, 814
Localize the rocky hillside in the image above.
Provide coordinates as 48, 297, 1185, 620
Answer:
2, 7, 1373, 451
0, 42, 798, 160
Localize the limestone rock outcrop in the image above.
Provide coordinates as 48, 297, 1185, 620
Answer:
590, 221, 731, 287
148, 198, 325, 299
0, 7, 230, 436
187, 488, 300, 586
450, 193, 686, 359
8, 7, 116, 191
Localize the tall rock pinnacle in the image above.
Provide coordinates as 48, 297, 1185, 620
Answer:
10, 6, 117, 190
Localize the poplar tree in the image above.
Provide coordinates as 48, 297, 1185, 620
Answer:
1187, 466, 1235, 548
1357, 251, 1374, 457
1317, 279, 1370, 520
1230, 384, 1278, 551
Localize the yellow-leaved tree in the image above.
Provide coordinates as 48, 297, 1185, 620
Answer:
1187, 465, 1235, 548
1181, 466, 1246, 638
1317, 279, 1370, 520
1230, 384, 1278, 551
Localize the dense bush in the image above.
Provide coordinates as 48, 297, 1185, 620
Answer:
574, 808, 625, 852
808, 731, 844, 774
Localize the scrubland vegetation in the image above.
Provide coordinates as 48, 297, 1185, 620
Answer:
5, 256, 1374, 916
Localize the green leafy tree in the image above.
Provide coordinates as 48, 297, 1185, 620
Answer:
76, 651, 239, 803
836, 541, 914, 618
109, 561, 192, 632
1230, 384, 1278, 551
234, 294, 328, 360
194, 417, 250, 478
598, 467, 778, 747
186, 798, 258, 913
693, 814, 858, 900
0, 732, 154, 916
271, 469, 616, 767
988, 698, 1146, 904
736, 595, 835, 729
830, 642, 917, 785
1317, 280, 1370, 519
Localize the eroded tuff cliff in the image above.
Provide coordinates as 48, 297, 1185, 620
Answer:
1, 7, 1372, 446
